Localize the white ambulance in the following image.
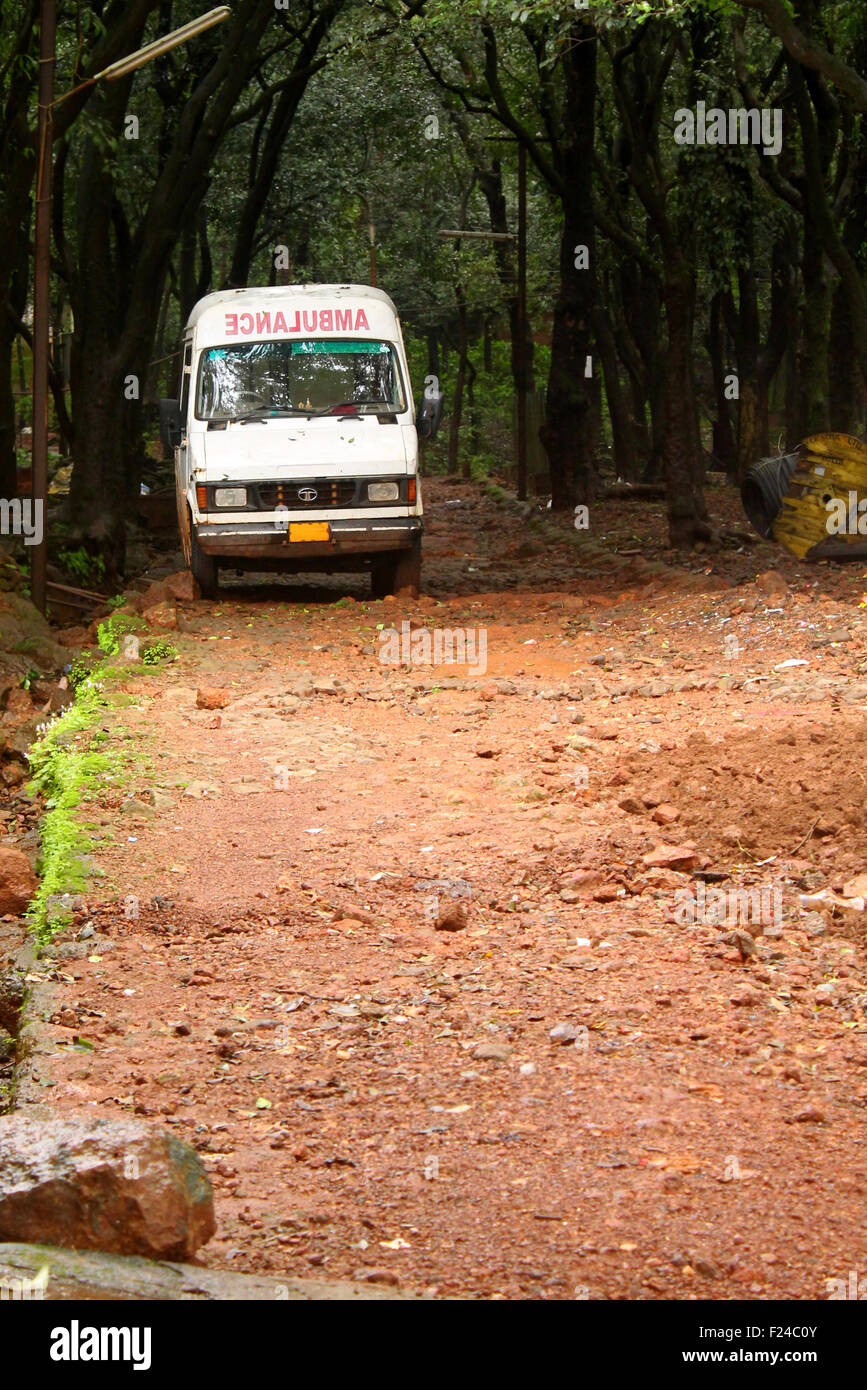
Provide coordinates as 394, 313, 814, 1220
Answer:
159, 284, 442, 598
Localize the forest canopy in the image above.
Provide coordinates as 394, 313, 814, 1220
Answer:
1, 0, 865, 571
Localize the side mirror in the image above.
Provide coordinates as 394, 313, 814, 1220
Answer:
159, 398, 183, 452
417, 389, 444, 441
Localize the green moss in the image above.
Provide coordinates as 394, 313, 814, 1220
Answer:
25, 665, 152, 942
97, 612, 147, 656
141, 639, 178, 666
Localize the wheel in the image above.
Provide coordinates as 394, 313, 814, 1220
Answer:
370, 537, 422, 598
190, 521, 219, 599
393, 536, 422, 594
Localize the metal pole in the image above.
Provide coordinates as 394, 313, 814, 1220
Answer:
31, 0, 55, 615
369, 218, 377, 288
516, 142, 528, 501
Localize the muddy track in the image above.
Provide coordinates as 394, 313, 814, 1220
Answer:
13, 479, 867, 1299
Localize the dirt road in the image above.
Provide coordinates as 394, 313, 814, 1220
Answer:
23, 480, 867, 1299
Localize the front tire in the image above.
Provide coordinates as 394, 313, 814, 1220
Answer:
190, 522, 219, 599
370, 537, 422, 598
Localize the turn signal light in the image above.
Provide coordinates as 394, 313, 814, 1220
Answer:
408, 478, 417, 504
196, 485, 208, 510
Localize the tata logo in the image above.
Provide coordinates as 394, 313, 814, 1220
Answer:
298, 487, 318, 502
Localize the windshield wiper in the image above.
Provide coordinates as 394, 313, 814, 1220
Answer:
212, 408, 309, 425
307, 398, 394, 418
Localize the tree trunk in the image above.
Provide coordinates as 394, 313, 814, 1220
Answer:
797, 225, 831, 436
593, 300, 639, 480
539, 28, 597, 510
660, 268, 708, 545
448, 286, 469, 478
829, 274, 860, 434
706, 291, 736, 473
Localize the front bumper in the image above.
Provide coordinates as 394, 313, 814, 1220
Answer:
194, 515, 423, 560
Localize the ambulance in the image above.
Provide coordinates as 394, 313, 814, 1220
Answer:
159, 284, 442, 598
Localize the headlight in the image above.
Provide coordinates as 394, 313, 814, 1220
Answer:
368, 482, 399, 502
214, 487, 247, 508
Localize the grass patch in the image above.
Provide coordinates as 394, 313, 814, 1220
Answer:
25, 664, 151, 942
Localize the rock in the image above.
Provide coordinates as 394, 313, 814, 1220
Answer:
729, 985, 759, 1007
0, 1113, 216, 1259
140, 580, 172, 608
591, 884, 620, 902
642, 844, 698, 870
57, 626, 89, 648
0, 846, 37, 915
434, 901, 468, 932
0, 1242, 420, 1300
652, 803, 680, 825
842, 872, 867, 899
354, 1266, 401, 1286
162, 571, 200, 603
618, 794, 646, 815
549, 1022, 581, 1045
791, 1104, 827, 1125
0, 1028, 14, 1062
143, 601, 178, 631
756, 570, 788, 597
721, 929, 757, 961
471, 1041, 512, 1063
196, 686, 232, 710
0, 971, 25, 1034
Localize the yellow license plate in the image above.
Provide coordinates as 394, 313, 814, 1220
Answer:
289, 522, 330, 542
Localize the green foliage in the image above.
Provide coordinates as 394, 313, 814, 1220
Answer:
56, 547, 106, 586
26, 678, 113, 940
96, 612, 147, 656
68, 651, 99, 689
25, 651, 158, 940
141, 639, 178, 666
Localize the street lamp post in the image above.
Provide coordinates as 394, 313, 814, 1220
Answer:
30, 4, 231, 614
30, 0, 56, 617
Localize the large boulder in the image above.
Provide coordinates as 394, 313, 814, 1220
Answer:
0, 1113, 216, 1259
0, 846, 37, 915
0, 1242, 425, 1300
0, 591, 68, 676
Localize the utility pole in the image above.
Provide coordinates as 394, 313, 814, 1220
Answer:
31, 0, 56, 615
516, 143, 527, 501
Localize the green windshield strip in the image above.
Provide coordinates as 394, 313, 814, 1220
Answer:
290, 340, 388, 355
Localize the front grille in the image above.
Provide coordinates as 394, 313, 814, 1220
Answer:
257, 479, 357, 509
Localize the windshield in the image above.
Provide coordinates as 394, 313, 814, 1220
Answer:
195, 339, 406, 420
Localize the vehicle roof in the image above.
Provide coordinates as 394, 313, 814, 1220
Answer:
184, 284, 399, 333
